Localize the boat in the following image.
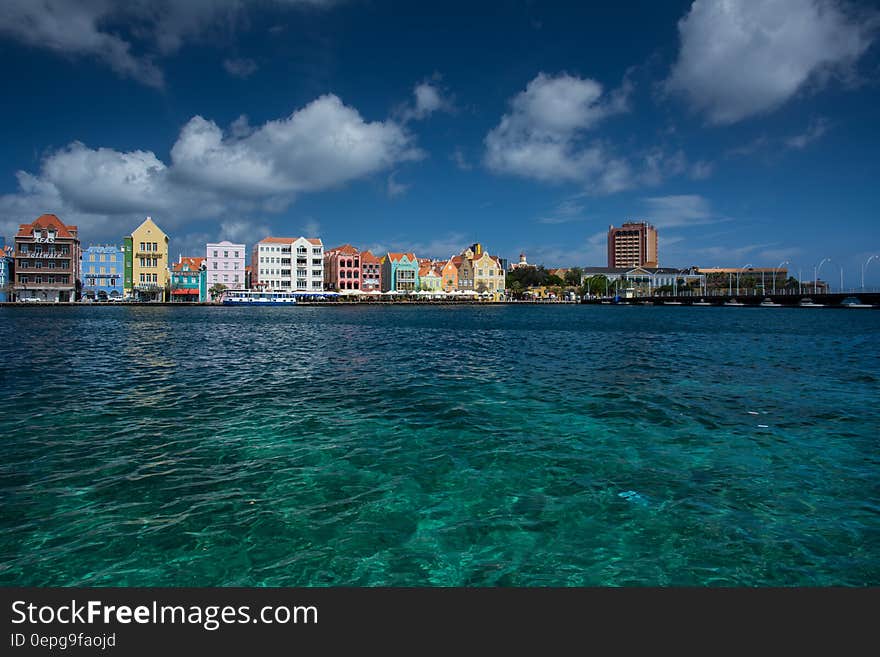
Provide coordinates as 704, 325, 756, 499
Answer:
692, 299, 712, 306
759, 298, 781, 307
222, 290, 298, 305
799, 297, 824, 308
724, 298, 744, 306
840, 296, 873, 308
663, 301, 683, 305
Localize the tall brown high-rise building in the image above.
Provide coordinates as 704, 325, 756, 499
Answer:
607, 221, 658, 268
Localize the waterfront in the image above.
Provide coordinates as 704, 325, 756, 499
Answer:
1, 305, 878, 586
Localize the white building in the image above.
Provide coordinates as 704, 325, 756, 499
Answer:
206, 240, 245, 289
252, 236, 324, 293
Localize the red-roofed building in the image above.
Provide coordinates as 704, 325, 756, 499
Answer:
14, 214, 81, 302
380, 252, 419, 292
170, 256, 207, 302
360, 250, 382, 292
324, 244, 361, 292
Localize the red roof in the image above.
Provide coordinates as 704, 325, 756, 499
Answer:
328, 244, 358, 255
306, 238, 323, 246
172, 257, 205, 272
360, 250, 380, 264
386, 252, 417, 263
259, 237, 295, 244
17, 213, 77, 239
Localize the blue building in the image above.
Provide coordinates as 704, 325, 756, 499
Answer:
81, 245, 125, 300
0, 237, 12, 302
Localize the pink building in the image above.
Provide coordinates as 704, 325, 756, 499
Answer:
324, 244, 361, 291
206, 241, 246, 289
360, 250, 382, 292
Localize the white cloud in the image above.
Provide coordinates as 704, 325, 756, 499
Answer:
170, 94, 422, 199
386, 172, 409, 198
537, 198, 589, 224
0, 94, 420, 244
484, 72, 672, 194
785, 117, 831, 149
223, 57, 258, 78
666, 0, 877, 124
397, 78, 455, 122
689, 160, 714, 180
220, 219, 269, 244
642, 194, 723, 228
0, 1, 337, 87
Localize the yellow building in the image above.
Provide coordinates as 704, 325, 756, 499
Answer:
125, 216, 170, 301
472, 252, 506, 299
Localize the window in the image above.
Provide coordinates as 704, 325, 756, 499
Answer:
90, 254, 96, 262
235, 251, 239, 258
100, 254, 106, 262
19, 276, 28, 283
297, 247, 307, 254
20, 244, 28, 253
139, 242, 145, 251
100, 267, 106, 274
234, 275, 239, 282
213, 262, 218, 269
213, 251, 218, 258
223, 275, 228, 282
111, 267, 116, 274
224, 251, 228, 258
312, 270, 321, 277
152, 242, 157, 251
313, 248, 321, 255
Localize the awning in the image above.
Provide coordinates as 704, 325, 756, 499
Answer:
171, 289, 199, 295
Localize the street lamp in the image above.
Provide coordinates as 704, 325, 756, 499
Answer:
773, 260, 790, 295
862, 255, 878, 290
814, 258, 830, 295
736, 264, 752, 296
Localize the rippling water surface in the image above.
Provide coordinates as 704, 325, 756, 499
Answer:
1, 305, 878, 586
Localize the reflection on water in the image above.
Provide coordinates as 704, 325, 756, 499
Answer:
1, 305, 878, 586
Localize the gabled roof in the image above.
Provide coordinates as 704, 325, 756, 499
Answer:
360, 250, 380, 264
419, 264, 440, 277
306, 238, 323, 246
329, 244, 358, 255
172, 257, 205, 272
17, 213, 77, 239
386, 252, 417, 263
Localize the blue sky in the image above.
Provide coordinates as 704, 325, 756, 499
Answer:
1, 0, 879, 284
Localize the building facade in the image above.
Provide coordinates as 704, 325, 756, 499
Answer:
13, 214, 80, 302
509, 252, 531, 270
206, 241, 245, 290
170, 256, 208, 302
81, 245, 124, 300
125, 217, 170, 301
381, 253, 419, 292
607, 221, 658, 268
360, 250, 382, 292
0, 239, 13, 302
472, 252, 506, 295
440, 257, 461, 292
418, 263, 442, 291
252, 236, 324, 293
324, 244, 361, 291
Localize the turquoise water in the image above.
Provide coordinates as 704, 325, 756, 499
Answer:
1, 305, 878, 586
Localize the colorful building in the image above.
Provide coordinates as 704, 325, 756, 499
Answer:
360, 251, 382, 292
125, 216, 169, 301
472, 251, 506, 296
0, 239, 13, 302
418, 263, 442, 291
13, 214, 80, 302
324, 244, 361, 292
457, 253, 475, 292
380, 252, 419, 292
206, 241, 245, 290
81, 245, 124, 300
439, 257, 461, 292
252, 236, 324, 293
170, 256, 208, 302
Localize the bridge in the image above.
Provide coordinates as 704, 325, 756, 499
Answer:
582, 292, 880, 307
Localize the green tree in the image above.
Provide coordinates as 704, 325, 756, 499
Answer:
209, 283, 228, 300
563, 267, 583, 287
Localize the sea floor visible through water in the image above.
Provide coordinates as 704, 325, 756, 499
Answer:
1, 304, 878, 586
